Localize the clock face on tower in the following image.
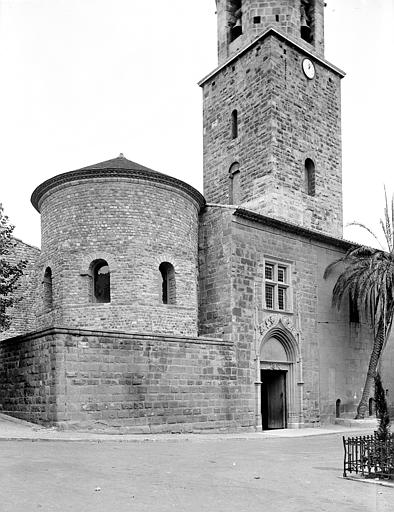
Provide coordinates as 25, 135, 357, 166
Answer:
302, 58, 315, 79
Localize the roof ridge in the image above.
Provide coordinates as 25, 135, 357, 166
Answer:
75, 154, 160, 174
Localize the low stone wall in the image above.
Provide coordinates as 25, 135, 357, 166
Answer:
0, 331, 59, 424
0, 328, 254, 432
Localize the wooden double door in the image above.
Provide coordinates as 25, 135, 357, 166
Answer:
261, 369, 287, 430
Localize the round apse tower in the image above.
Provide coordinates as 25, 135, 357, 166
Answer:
31, 154, 205, 336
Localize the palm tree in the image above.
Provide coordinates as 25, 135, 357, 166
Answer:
324, 191, 394, 419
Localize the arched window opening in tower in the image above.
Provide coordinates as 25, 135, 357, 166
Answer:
231, 109, 238, 139
304, 158, 316, 196
91, 259, 110, 303
159, 262, 176, 305
300, 0, 315, 44
43, 267, 53, 311
228, 0, 242, 42
229, 162, 241, 204
336, 399, 341, 418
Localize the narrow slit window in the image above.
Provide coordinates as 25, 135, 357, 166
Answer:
43, 267, 53, 311
159, 262, 176, 305
229, 162, 241, 204
336, 399, 341, 418
304, 158, 316, 196
231, 109, 238, 139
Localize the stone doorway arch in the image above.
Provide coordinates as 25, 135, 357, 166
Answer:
256, 315, 304, 429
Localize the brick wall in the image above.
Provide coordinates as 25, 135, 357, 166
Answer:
0, 238, 41, 341
202, 31, 343, 237
36, 174, 202, 337
0, 328, 256, 433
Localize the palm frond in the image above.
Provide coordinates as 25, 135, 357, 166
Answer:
391, 193, 394, 252
347, 221, 386, 251
382, 187, 393, 252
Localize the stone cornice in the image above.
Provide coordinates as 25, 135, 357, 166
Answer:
2, 327, 231, 347
31, 168, 205, 213
198, 26, 345, 87
233, 207, 356, 250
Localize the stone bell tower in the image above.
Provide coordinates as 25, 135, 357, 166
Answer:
202, 0, 344, 237
216, 0, 325, 64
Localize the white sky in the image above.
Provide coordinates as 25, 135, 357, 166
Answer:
0, 0, 393, 249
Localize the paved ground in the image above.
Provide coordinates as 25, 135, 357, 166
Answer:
0, 414, 392, 512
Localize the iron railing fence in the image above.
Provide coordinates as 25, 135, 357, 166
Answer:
343, 433, 394, 480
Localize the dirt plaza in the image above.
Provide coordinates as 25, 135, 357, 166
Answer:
0, 420, 392, 512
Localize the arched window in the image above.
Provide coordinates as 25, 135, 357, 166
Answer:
43, 267, 53, 311
304, 158, 316, 196
159, 262, 176, 305
229, 162, 241, 204
91, 259, 110, 303
229, 0, 242, 42
336, 399, 341, 419
300, 0, 315, 44
231, 109, 238, 139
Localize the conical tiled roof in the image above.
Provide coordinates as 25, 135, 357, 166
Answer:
76, 153, 160, 174
31, 154, 205, 212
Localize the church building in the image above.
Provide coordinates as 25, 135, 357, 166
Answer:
1, 0, 393, 432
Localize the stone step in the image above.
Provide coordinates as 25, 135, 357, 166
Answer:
337, 412, 357, 419
334, 417, 378, 429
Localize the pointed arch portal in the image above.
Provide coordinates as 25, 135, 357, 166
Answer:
257, 316, 304, 430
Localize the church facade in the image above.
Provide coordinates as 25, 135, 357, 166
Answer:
1, 0, 393, 432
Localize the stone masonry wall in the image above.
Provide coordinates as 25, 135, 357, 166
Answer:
198, 207, 256, 427
216, 0, 325, 65
231, 213, 392, 424
0, 238, 41, 341
198, 207, 234, 340
0, 331, 61, 424
198, 208, 390, 426
37, 178, 201, 336
202, 32, 343, 237
0, 328, 255, 432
